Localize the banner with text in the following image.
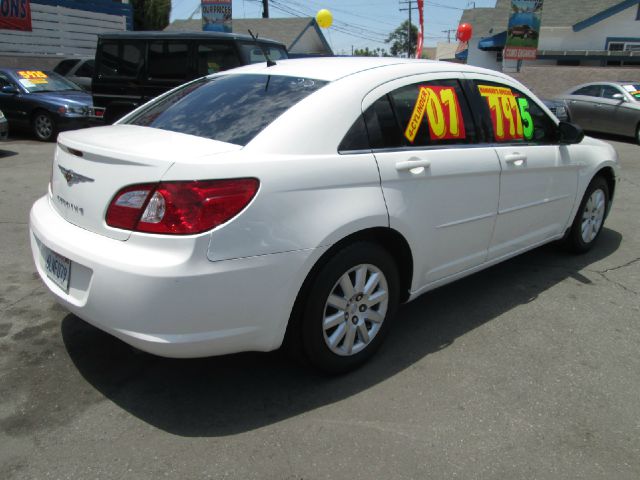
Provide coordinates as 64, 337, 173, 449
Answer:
504, 0, 544, 60
0, 0, 32, 31
202, 0, 231, 33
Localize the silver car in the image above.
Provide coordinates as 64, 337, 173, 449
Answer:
556, 81, 640, 144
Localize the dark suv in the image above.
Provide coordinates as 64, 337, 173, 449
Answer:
93, 31, 288, 123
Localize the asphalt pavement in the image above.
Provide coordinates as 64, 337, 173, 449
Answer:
1, 133, 639, 479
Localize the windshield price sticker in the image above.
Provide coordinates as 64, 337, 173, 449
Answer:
405, 85, 466, 143
478, 85, 526, 142
18, 70, 48, 79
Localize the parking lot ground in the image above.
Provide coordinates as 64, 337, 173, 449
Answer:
1, 134, 639, 479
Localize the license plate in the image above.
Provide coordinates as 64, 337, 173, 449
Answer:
43, 247, 71, 293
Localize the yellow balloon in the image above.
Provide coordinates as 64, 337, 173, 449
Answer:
316, 9, 333, 28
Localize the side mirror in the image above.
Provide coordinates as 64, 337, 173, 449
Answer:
1, 85, 19, 94
612, 93, 626, 102
558, 121, 584, 145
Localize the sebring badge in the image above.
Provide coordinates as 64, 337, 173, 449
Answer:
59, 166, 94, 186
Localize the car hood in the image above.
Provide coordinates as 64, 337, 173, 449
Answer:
31, 90, 93, 106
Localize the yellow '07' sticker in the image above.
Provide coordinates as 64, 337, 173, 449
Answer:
404, 86, 466, 143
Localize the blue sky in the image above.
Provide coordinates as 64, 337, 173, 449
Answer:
170, 0, 497, 55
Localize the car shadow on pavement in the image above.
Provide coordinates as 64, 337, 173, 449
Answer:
0, 149, 18, 159
61, 229, 622, 437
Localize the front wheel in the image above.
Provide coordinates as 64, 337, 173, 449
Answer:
635, 123, 640, 145
299, 242, 400, 374
565, 176, 609, 253
32, 110, 57, 142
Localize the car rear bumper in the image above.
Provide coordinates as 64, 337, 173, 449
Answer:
29, 195, 320, 358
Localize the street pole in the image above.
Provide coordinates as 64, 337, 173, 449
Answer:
399, 1, 418, 58
262, 0, 269, 18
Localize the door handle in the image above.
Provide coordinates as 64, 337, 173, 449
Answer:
504, 153, 527, 166
395, 158, 431, 172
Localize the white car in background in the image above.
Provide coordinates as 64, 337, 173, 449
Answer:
30, 58, 619, 373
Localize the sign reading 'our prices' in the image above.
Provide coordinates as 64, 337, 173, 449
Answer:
0, 0, 32, 31
405, 86, 466, 143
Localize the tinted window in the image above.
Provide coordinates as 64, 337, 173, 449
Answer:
126, 74, 327, 146
389, 79, 476, 147
196, 42, 240, 75
54, 59, 79, 75
0, 73, 14, 88
363, 95, 403, 149
572, 85, 600, 97
75, 60, 94, 78
148, 41, 189, 80
98, 42, 143, 78
474, 81, 558, 144
338, 115, 370, 152
238, 42, 289, 64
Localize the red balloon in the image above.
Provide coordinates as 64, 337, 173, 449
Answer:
457, 23, 473, 42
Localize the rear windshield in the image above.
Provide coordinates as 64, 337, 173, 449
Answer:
125, 74, 327, 146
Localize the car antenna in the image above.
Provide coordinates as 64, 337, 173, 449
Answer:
247, 29, 276, 67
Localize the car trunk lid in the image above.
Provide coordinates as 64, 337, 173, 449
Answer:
51, 125, 242, 240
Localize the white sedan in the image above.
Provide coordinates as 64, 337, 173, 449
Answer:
30, 57, 619, 373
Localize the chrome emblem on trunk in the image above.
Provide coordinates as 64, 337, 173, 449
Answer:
59, 166, 94, 186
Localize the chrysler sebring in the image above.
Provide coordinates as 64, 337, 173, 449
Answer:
30, 58, 619, 373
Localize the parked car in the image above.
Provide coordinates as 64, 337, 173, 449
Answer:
556, 81, 640, 144
93, 31, 289, 123
0, 69, 104, 141
53, 57, 94, 91
0, 109, 7, 141
508, 24, 537, 39
30, 58, 619, 373
541, 98, 569, 122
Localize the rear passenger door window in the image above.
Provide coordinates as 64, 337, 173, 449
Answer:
472, 80, 557, 144
388, 79, 477, 147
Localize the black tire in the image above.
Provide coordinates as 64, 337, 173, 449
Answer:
298, 242, 400, 374
565, 176, 609, 253
32, 110, 58, 142
635, 123, 640, 146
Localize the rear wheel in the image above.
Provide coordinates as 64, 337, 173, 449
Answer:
32, 110, 57, 142
565, 176, 609, 253
299, 242, 399, 374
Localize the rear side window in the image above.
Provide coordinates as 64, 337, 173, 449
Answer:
126, 74, 327, 146
473, 81, 558, 144
75, 60, 94, 78
572, 85, 600, 97
54, 59, 79, 75
148, 41, 189, 80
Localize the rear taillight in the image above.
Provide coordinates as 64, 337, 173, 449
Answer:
106, 179, 259, 235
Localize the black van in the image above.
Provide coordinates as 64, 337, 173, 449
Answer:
93, 31, 288, 123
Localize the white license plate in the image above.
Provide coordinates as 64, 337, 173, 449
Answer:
43, 247, 71, 293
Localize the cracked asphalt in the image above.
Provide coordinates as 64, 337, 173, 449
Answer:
1, 133, 639, 479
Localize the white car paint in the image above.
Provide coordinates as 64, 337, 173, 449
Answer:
30, 57, 620, 359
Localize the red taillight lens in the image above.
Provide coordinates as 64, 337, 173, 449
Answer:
106, 178, 259, 235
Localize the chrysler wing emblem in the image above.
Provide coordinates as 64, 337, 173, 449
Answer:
58, 166, 94, 186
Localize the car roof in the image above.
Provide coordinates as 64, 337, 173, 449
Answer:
217, 56, 515, 83
98, 31, 284, 47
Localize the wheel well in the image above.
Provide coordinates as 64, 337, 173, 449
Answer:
596, 166, 616, 205
282, 227, 414, 352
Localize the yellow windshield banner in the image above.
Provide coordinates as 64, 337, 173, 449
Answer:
17, 70, 48, 80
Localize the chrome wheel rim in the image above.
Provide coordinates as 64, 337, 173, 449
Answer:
581, 188, 606, 244
322, 264, 388, 356
35, 114, 52, 139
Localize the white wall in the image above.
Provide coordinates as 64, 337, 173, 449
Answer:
0, 3, 126, 58
466, 38, 502, 71
539, 6, 640, 51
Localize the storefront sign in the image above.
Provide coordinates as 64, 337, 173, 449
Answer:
504, 0, 544, 60
202, 0, 231, 33
0, 0, 32, 31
